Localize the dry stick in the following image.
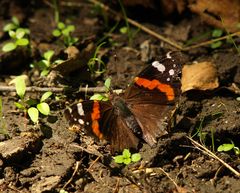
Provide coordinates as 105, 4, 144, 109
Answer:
186, 136, 240, 177
183, 31, 240, 51
86, 156, 101, 172
0, 85, 123, 94
88, 0, 182, 50
63, 161, 81, 189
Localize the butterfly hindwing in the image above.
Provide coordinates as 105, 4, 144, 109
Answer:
65, 100, 140, 151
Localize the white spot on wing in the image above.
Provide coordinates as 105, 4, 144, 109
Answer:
167, 78, 170, 81
166, 52, 172, 59
78, 119, 84, 125
77, 103, 85, 116
152, 61, 166, 73
169, 69, 174, 76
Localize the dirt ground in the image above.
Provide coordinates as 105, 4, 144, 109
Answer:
0, 1, 240, 193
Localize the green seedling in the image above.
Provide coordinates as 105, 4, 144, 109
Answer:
31, 50, 63, 76
9, 76, 52, 123
52, 21, 78, 46
90, 78, 111, 101
2, 27, 30, 52
88, 42, 106, 75
2, 16, 30, 52
218, 140, 240, 156
0, 97, 9, 137
210, 29, 223, 49
3, 16, 20, 32
113, 149, 141, 165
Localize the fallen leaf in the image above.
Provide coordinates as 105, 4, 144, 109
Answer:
181, 61, 219, 92
189, 0, 240, 32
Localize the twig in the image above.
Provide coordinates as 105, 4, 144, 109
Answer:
63, 161, 81, 189
0, 85, 123, 94
186, 136, 240, 177
87, 0, 182, 50
183, 31, 240, 51
86, 156, 101, 172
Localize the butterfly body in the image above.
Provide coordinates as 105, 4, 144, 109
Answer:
65, 52, 183, 151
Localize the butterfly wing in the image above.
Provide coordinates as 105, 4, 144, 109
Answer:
124, 52, 182, 146
65, 100, 139, 151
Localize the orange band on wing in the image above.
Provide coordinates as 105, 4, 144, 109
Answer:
134, 77, 175, 101
91, 101, 103, 139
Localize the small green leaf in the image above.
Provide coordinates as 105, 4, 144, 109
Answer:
67, 25, 75, 32
28, 107, 39, 123
16, 38, 29, 46
9, 75, 27, 99
57, 22, 65, 29
24, 28, 30, 34
8, 30, 16, 38
114, 155, 124, 163
233, 147, 240, 155
131, 153, 141, 162
122, 149, 131, 158
37, 102, 50, 115
40, 91, 52, 102
212, 29, 223, 37
62, 28, 70, 36
123, 157, 131, 165
120, 26, 128, 34
52, 29, 61, 37
16, 28, 26, 39
217, 143, 234, 152
43, 50, 54, 61
211, 41, 222, 49
60, 189, 69, 193
2, 42, 17, 52
14, 102, 25, 110
90, 94, 105, 101
3, 23, 16, 32
40, 69, 50, 76
12, 16, 19, 26
104, 78, 111, 90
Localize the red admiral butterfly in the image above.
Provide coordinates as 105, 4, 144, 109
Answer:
65, 52, 182, 152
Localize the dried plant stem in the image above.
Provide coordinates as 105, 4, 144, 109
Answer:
186, 136, 240, 177
183, 31, 240, 51
0, 85, 123, 94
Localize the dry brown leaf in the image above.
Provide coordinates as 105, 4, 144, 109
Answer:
189, 0, 240, 32
181, 61, 219, 92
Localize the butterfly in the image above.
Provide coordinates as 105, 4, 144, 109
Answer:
65, 52, 183, 152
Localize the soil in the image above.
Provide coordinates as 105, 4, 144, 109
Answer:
0, 1, 240, 193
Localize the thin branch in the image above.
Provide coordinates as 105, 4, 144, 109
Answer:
183, 31, 240, 51
63, 161, 81, 189
186, 136, 240, 177
0, 85, 123, 94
